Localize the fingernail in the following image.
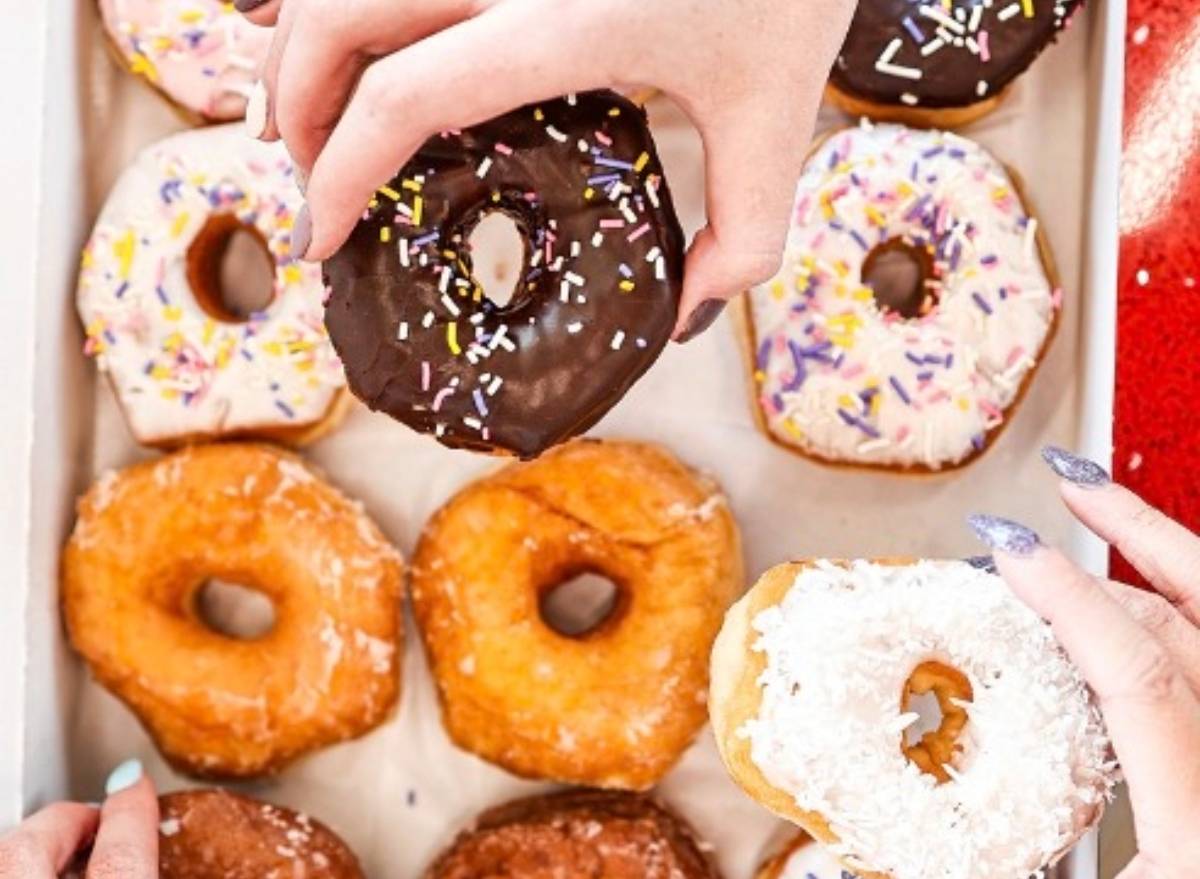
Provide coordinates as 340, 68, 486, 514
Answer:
674, 299, 726, 344
244, 81, 269, 139
234, 0, 271, 11
1041, 445, 1111, 488
967, 514, 1043, 557
291, 205, 312, 260
104, 759, 142, 796
964, 555, 998, 574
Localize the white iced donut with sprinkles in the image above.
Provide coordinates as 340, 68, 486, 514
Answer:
97, 0, 271, 121
78, 125, 346, 448
710, 558, 1116, 879
745, 122, 1060, 471
757, 831, 859, 879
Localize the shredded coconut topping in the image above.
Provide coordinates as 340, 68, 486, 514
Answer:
743, 560, 1115, 879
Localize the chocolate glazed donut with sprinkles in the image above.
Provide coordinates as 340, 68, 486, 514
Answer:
323, 91, 685, 459
827, 0, 1085, 127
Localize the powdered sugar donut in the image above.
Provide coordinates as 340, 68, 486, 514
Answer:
78, 125, 346, 447
97, 0, 271, 121
710, 558, 1116, 879
745, 122, 1060, 471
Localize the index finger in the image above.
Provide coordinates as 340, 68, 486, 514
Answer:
0, 803, 100, 876
990, 537, 1200, 848
85, 774, 159, 879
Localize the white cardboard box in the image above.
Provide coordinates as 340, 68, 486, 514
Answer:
2, 0, 1127, 876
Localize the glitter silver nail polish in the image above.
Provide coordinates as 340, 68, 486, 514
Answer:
966, 514, 1042, 557
1041, 446, 1111, 488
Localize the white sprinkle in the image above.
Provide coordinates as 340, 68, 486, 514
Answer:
921, 5, 965, 33
441, 293, 461, 316
475, 157, 493, 178
655, 257, 666, 280
878, 37, 903, 65
646, 179, 661, 208
560, 280, 572, 302
438, 265, 452, 293
159, 819, 181, 837
1128, 452, 1143, 471
565, 271, 585, 286
901, 93, 920, 106
592, 232, 605, 247
397, 321, 409, 341
969, 4, 984, 32
398, 241, 410, 267
998, 2, 1021, 20
463, 416, 483, 430
875, 60, 923, 81
645, 246, 662, 263
422, 310, 435, 329
921, 37, 947, 56
977, 80, 990, 97
1023, 217, 1039, 264
487, 376, 503, 395
545, 125, 568, 142
611, 330, 626, 350
1136, 268, 1150, 286
1132, 24, 1150, 45
566, 321, 584, 334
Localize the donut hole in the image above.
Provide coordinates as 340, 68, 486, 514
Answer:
539, 570, 623, 639
187, 214, 276, 323
195, 578, 276, 641
862, 239, 937, 319
464, 210, 528, 310
900, 661, 973, 784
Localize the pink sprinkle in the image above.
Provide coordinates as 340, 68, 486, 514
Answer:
1051, 287, 1063, 309
599, 219, 625, 229
1006, 346, 1026, 367
595, 131, 613, 146
979, 399, 1004, 419
421, 361, 431, 391
927, 389, 950, 404
627, 223, 651, 242
432, 386, 454, 412
979, 30, 991, 62
810, 231, 825, 249
896, 426, 911, 444
495, 143, 513, 155
842, 363, 866, 380
935, 204, 949, 235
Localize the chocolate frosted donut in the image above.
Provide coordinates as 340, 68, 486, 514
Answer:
425, 790, 721, 879
324, 91, 684, 459
829, 0, 1085, 123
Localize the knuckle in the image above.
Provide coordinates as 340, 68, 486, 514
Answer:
1116, 644, 1186, 705
0, 834, 51, 878
726, 248, 784, 289
87, 842, 152, 879
1125, 591, 1179, 635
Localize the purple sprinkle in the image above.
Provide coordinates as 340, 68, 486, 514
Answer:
945, 353, 954, 369
981, 254, 999, 266
473, 388, 488, 417
618, 263, 634, 278
999, 286, 1009, 299
905, 352, 925, 366
837, 407, 881, 438
917, 370, 935, 381
972, 292, 993, 315
924, 354, 944, 364
972, 433, 986, 450
104, 329, 117, 345
115, 281, 129, 299
413, 232, 439, 247
902, 15, 925, 42
587, 173, 621, 186
593, 157, 634, 171
889, 375, 912, 405
756, 339, 772, 371
155, 286, 169, 304
850, 230, 870, 251
910, 161, 920, 181
275, 400, 294, 418
240, 348, 254, 361
948, 148, 967, 159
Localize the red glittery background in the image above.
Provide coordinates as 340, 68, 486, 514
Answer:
1114, 0, 1200, 585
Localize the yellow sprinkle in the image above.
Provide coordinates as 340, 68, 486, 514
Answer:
85, 320, 104, 338
150, 365, 171, 380
771, 280, 785, 300
283, 264, 303, 285
993, 186, 1010, 201
128, 53, 159, 82
447, 322, 461, 354
835, 261, 850, 278
114, 230, 136, 280
852, 287, 873, 301
583, 187, 595, 200
367, 198, 379, 211
170, 212, 190, 238
202, 319, 215, 344
412, 197, 424, 226
1021, 0, 1034, 16
838, 393, 856, 409
91, 341, 107, 355
163, 305, 183, 322
534, 108, 545, 121
608, 108, 621, 117
957, 397, 971, 411
161, 388, 179, 401
897, 182, 914, 197
633, 152, 650, 173
866, 206, 886, 227
179, 9, 204, 22
402, 179, 422, 191
783, 419, 803, 440
152, 36, 174, 51
380, 226, 392, 243
492, 192, 502, 203
831, 335, 856, 349
263, 341, 283, 356
81, 250, 94, 270
379, 185, 402, 201
753, 370, 767, 383
619, 280, 635, 292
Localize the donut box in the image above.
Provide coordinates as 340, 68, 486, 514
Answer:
0, 1, 1125, 879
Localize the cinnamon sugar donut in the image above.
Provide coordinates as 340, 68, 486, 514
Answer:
61, 444, 403, 779
425, 790, 721, 879
411, 439, 743, 789
710, 558, 1116, 879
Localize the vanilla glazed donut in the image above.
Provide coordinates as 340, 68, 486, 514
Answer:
411, 439, 743, 789
96, 0, 271, 121
827, 0, 1086, 128
425, 790, 722, 879
744, 122, 1059, 471
78, 125, 347, 447
323, 91, 684, 459
757, 831, 860, 879
710, 559, 1116, 879
61, 444, 403, 778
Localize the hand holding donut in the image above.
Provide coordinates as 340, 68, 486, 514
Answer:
970, 448, 1200, 879
0, 760, 158, 879
234, 0, 856, 337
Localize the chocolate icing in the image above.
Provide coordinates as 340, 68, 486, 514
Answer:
832, 0, 1085, 109
324, 91, 684, 459
426, 790, 722, 879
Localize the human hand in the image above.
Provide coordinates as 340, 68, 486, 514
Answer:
235, 0, 856, 338
0, 760, 159, 879
969, 447, 1200, 879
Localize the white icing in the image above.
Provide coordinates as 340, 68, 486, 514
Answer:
748, 123, 1058, 469
98, 0, 272, 120
743, 560, 1114, 879
78, 126, 345, 445
776, 837, 857, 879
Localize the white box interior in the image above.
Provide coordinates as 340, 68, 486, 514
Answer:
3, 0, 1127, 876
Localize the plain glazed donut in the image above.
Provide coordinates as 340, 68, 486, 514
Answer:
324, 91, 684, 459
96, 0, 271, 121
61, 444, 403, 779
425, 790, 722, 879
411, 439, 743, 789
827, 0, 1086, 127
710, 558, 1116, 879
744, 122, 1059, 471
78, 125, 347, 448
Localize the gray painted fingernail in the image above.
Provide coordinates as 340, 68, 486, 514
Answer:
104, 759, 142, 796
966, 514, 1043, 557
964, 555, 998, 574
291, 205, 312, 260
1041, 446, 1111, 488
675, 299, 726, 344
234, 0, 272, 12
244, 81, 269, 139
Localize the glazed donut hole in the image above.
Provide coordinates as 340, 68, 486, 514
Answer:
860, 238, 938, 320
537, 568, 624, 639
194, 577, 277, 641
899, 660, 974, 784
185, 213, 276, 323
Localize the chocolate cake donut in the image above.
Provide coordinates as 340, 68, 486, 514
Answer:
324, 90, 684, 459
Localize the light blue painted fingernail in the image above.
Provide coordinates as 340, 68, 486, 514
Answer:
104, 759, 143, 796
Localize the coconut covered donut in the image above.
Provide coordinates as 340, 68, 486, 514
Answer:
425, 790, 722, 879
96, 0, 271, 121
61, 444, 403, 779
78, 125, 346, 448
710, 558, 1116, 879
745, 122, 1059, 471
411, 439, 743, 789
